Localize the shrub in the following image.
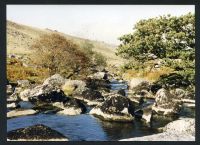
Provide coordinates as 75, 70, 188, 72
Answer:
155, 73, 191, 89
30, 33, 92, 78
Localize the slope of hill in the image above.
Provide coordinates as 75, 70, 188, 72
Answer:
7, 20, 124, 65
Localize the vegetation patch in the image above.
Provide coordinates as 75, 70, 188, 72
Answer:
7, 58, 49, 84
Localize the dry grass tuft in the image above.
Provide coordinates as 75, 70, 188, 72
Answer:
123, 67, 173, 82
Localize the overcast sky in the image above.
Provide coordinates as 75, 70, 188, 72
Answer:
7, 5, 194, 45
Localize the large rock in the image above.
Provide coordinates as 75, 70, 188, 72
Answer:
128, 78, 154, 100
152, 88, 182, 116
129, 78, 150, 90
90, 72, 108, 80
120, 118, 195, 141
19, 89, 31, 101
19, 85, 67, 104
170, 88, 186, 99
76, 89, 104, 105
85, 77, 110, 90
43, 74, 66, 87
53, 98, 86, 115
17, 80, 30, 88
164, 118, 195, 136
62, 80, 86, 96
7, 109, 38, 119
13, 87, 23, 94
90, 94, 135, 122
7, 124, 69, 141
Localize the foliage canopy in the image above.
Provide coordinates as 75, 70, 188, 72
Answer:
116, 13, 195, 85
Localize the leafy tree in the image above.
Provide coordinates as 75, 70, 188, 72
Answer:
31, 33, 91, 78
81, 41, 107, 68
116, 13, 195, 85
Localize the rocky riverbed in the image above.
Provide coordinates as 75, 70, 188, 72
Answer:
7, 72, 195, 141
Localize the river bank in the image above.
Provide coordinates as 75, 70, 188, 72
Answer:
7, 72, 195, 141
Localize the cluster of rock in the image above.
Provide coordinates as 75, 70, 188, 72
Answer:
128, 78, 195, 125
7, 72, 131, 121
7, 74, 88, 118
7, 71, 195, 141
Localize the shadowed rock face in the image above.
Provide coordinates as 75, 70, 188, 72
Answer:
82, 89, 104, 102
7, 124, 69, 141
85, 78, 110, 90
32, 103, 63, 113
100, 95, 134, 115
20, 84, 68, 104
117, 89, 126, 96
90, 95, 135, 122
29, 89, 67, 104
63, 98, 86, 112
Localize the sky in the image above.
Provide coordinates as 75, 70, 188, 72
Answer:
7, 5, 195, 45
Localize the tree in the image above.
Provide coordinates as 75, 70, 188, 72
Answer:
81, 41, 107, 68
116, 13, 195, 85
31, 33, 91, 78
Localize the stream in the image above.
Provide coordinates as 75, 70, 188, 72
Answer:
7, 80, 194, 141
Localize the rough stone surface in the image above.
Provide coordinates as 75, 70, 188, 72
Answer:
89, 72, 108, 80
77, 89, 104, 105
62, 80, 87, 95
90, 94, 135, 122
7, 92, 21, 103
129, 78, 150, 90
33, 103, 63, 113
85, 78, 110, 90
17, 80, 30, 88
53, 98, 86, 115
7, 124, 69, 141
19, 85, 67, 104
19, 89, 31, 101
43, 74, 66, 87
152, 88, 182, 116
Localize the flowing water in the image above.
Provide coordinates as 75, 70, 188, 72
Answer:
7, 80, 194, 141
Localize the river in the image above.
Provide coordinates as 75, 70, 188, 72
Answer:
7, 80, 194, 141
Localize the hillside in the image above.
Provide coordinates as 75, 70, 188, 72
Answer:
7, 20, 125, 65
